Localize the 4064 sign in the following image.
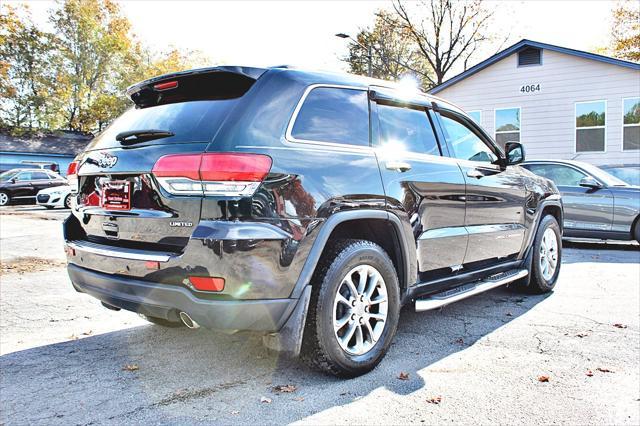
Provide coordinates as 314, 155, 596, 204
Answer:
520, 83, 541, 94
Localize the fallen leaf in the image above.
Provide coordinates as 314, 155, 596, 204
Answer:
505, 312, 513, 317
67, 334, 78, 341
82, 330, 92, 336
230, 410, 240, 415
272, 384, 297, 393
426, 396, 442, 404
293, 396, 305, 402
586, 370, 594, 377
576, 333, 588, 338
596, 367, 614, 373
339, 392, 349, 396
122, 364, 139, 372
454, 338, 464, 345
538, 375, 550, 382
613, 323, 627, 329
398, 371, 410, 380
260, 396, 272, 404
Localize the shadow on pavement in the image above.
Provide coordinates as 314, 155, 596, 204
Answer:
0, 287, 549, 425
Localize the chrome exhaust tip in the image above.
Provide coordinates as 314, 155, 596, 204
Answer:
179, 312, 200, 329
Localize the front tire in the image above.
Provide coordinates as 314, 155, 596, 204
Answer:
0, 191, 10, 206
301, 239, 400, 377
526, 215, 562, 294
64, 194, 72, 209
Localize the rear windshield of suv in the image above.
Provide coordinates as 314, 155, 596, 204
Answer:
85, 99, 239, 150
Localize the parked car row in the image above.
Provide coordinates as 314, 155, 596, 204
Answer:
0, 168, 72, 208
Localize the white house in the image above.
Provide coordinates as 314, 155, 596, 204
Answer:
429, 39, 640, 166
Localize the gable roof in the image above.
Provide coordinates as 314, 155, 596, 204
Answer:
0, 130, 93, 156
429, 39, 640, 94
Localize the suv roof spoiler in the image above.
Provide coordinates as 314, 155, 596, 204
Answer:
126, 66, 267, 98
125, 66, 268, 108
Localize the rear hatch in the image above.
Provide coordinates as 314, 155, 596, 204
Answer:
69, 67, 265, 253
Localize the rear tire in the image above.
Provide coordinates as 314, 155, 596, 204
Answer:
523, 215, 562, 294
633, 219, 640, 244
0, 191, 10, 206
139, 314, 184, 328
301, 239, 400, 377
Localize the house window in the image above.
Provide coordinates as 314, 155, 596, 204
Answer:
575, 100, 606, 152
467, 111, 481, 124
518, 47, 542, 66
623, 97, 640, 151
495, 108, 520, 148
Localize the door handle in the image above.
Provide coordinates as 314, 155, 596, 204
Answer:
466, 169, 485, 179
385, 161, 412, 172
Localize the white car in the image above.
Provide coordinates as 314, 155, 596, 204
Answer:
36, 185, 73, 209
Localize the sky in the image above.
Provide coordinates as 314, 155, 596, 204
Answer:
13, 0, 616, 77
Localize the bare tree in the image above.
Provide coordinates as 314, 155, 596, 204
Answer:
391, 0, 499, 86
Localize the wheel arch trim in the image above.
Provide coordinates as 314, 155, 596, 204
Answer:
289, 209, 412, 300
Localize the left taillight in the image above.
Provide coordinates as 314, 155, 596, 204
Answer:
67, 160, 79, 193
152, 153, 272, 197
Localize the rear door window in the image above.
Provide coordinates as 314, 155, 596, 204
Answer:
31, 171, 50, 180
377, 103, 441, 156
290, 87, 369, 146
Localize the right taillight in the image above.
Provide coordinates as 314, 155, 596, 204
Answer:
152, 153, 272, 197
67, 160, 79, 193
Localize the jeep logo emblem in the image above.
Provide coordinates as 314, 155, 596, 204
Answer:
98, 153, 118, 168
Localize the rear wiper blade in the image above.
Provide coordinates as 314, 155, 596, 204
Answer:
115, 129, 175, 145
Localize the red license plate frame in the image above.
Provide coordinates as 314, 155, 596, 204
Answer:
101, 180, 131, 211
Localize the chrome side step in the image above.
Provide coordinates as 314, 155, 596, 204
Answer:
415, 269, 528, 312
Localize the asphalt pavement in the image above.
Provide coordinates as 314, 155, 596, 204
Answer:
1, 206, 638, 425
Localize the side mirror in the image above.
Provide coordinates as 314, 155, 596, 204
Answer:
9, 178, 16, 183
579, 176, 603, 189
505, 142, 525, 165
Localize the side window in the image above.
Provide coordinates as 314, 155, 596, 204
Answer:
525, 164, 586, 186
377, 103, 440, 156
439, 114, 498, 163
16, 172, 32, 181
32, 171, 50, 180
290, 87, 369, 146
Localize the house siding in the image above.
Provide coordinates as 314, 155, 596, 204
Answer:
435, 49, 640, 165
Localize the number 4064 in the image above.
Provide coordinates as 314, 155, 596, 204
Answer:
520, 84, 541, 93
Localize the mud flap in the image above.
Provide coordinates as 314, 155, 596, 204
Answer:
262, 285, 311, 356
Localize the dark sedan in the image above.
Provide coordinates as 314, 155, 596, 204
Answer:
0, 168, 68, 206
522, 160, 640, 242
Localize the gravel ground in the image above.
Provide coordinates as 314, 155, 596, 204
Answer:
1, 207, 639, 425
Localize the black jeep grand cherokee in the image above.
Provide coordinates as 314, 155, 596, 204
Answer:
64, 66, 563, 377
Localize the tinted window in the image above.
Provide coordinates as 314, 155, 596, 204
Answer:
525, 164, 586, 186
440, 114, 498, 163
32, 172, 50, 180
86, 99, 239, 150
377, 104, 440, 155
291, 87, 369, 146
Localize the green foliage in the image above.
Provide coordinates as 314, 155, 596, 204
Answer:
344, 10, 433, 90
576, 111, 605, 127
0, 0, 211, 133
623, 100, 640, 125
610, 0, 640, 62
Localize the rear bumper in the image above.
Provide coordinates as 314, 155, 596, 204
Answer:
67, 263, 297, 332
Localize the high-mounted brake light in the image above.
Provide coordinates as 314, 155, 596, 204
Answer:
152, 153, 272, 197
153, 80, 178, 91
67, 160, 79, 193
